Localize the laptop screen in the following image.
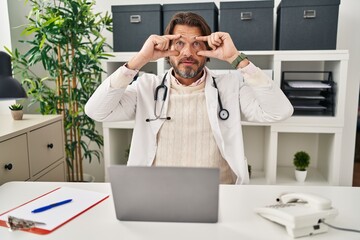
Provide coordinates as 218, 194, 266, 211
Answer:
108, 165, 219, 223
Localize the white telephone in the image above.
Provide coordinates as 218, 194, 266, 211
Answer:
254, 193, 338, 238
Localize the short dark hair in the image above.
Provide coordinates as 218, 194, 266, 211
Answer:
164, 12, 212, 38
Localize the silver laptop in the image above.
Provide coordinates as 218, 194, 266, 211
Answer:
108, 165, 219, 223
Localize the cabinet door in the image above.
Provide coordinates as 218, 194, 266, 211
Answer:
28, 121, 64, 177
34, 161, 66, 182
0, 134, 30, 185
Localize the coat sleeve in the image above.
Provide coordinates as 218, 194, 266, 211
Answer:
85, 66, 138, 122
239, 63, 294, 122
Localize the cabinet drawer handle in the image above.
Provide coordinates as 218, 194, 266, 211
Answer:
47, 143, 54, 149
4, 163, 13, 170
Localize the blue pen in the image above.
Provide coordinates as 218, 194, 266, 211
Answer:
31, 199, 73, 213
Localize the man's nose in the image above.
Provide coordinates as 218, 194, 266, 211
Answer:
181, 43, 196, 57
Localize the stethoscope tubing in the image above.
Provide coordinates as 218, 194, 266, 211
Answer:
147, 72, 229, 122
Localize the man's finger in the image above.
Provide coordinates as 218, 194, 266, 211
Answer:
197, 50, 216, 58
164, 34, 181, 40
195, 36, 208, 42
162, 50, 179, 57
211, 34, 222, 46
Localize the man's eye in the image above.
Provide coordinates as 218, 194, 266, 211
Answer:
175, 41, 184, 48
193, 41, 203, 49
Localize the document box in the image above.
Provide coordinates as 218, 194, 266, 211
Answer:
276, 0, 340, 50
112, 4, 162, 52
220, 0, 274, 50
162, 2, 218, 32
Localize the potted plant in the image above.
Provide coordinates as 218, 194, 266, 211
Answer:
9, 103, 24, 120
7, 0, 112, 181
293, 151, 310, 182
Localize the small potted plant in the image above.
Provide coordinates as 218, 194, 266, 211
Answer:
293, 151, 310, 182
9, 103, 24, 120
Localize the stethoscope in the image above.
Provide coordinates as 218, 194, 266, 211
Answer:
146, 73, 229, 122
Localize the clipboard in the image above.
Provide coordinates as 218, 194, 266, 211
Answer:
0, 187, 109, 234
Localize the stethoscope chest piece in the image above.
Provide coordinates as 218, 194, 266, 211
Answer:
212, 77, 230, 121
219, 109, 229, 120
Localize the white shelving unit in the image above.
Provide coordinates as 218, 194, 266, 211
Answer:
101, 50, 351, 186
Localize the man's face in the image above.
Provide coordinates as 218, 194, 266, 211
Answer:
169, 25, 207, 85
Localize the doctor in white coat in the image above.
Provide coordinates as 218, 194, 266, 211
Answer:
85, 12, 293, 184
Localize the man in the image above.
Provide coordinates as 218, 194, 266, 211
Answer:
85, 12, 293, 184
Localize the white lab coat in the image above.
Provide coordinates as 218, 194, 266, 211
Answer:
85, 65, 293, 184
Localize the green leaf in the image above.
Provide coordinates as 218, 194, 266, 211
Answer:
11, 0, 112, 181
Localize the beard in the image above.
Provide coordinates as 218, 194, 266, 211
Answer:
170, 57, 206, 79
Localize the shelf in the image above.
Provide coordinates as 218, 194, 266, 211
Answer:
100, 50, 352, 185
276, 166, 329, 186
103, 121, 135, 129
102, 119, 343, 130
249, 167, 329, 186
248, 170, 267, 185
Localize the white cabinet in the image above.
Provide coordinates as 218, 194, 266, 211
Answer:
101, 50, 352, 186
0, 134, 29, 183
0, 114, 66, 185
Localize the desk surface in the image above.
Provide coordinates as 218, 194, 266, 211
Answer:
0, 182, 359, 240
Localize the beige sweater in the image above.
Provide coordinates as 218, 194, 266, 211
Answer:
153, 77, 236, 184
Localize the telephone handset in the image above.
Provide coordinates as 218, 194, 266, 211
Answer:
278, 192, 332, 210
254, 193, 338, 238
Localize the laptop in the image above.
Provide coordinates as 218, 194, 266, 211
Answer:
108, 165, 220, 223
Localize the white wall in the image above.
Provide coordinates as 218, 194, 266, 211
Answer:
0, 0, 15, 113
6, 0, 360, 184
0, 0, 11, 51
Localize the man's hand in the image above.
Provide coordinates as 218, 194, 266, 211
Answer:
196, 32, 245, 67
127, 34, 180, 70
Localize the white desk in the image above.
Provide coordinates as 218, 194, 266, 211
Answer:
0, 182, 359, 240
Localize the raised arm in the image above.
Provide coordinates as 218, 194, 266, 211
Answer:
196, 32, 250, 69
126, 34, 181, 70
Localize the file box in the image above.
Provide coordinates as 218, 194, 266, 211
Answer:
276, 0, 340, 50
112, 4, 162, 52
162, 3, 218, 32
220, 0, 274, 50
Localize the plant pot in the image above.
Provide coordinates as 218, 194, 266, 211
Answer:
295, 170, 307, 182
11, 110, 23, 120
83, 173, 95, 182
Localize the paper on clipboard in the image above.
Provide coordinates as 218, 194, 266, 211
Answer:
0, 187, 109, 234
287, 81, 331, 89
